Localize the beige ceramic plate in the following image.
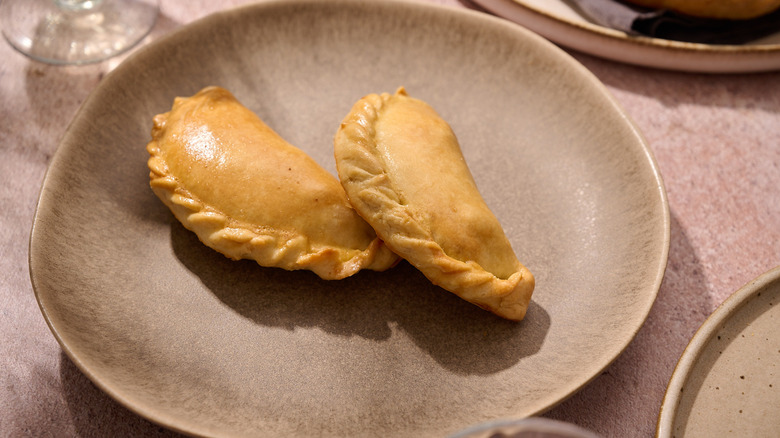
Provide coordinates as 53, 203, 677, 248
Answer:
471, 0, 780, 72
657, 266, 780, 437
29, 1, 669, 436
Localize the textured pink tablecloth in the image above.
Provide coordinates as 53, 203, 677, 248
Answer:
2, 0, 779, 436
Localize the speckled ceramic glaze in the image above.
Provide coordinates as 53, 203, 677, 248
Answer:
29, 0, 669, 436
657, 266, 780, 437
472, 0, 780, 73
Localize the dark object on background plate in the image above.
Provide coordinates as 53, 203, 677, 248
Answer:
569, 0, 780, 44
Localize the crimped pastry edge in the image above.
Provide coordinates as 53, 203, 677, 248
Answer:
147, 110, 396, 280
334, 88, 534, 320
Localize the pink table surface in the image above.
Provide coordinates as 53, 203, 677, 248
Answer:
2, 1, 779, 436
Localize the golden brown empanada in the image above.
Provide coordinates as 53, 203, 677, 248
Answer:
334, 88, 534, 320
147, 86, 398, 279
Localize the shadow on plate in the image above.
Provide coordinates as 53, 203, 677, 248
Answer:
170, 220, 550, 376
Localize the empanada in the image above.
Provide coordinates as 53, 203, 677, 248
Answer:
147, 86, 398, 279
334, 88, 534, 320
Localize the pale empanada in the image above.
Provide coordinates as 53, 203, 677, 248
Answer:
334, 88, 534, 320
147, 86, 398, 279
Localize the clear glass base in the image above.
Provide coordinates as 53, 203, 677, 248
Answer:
1, 0, 160, 65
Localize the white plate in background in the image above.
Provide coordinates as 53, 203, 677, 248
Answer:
471, 0, 780, 72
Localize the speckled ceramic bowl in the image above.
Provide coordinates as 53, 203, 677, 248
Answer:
658, 265, 780, 437
29, 0, 669, 436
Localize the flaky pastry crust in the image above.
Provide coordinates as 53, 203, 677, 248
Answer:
147, 86, 398, 279
334, 88, 534, 320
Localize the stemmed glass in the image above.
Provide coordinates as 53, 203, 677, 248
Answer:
0, 0, 160, 65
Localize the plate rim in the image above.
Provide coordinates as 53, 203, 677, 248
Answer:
28, 0, 671, 435
470, 0, 780, 72
656, 265, 780, 437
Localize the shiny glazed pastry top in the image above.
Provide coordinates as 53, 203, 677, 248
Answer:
146, 86, 398, 279
622, 0, 780, 19
334, 88, 535, 321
